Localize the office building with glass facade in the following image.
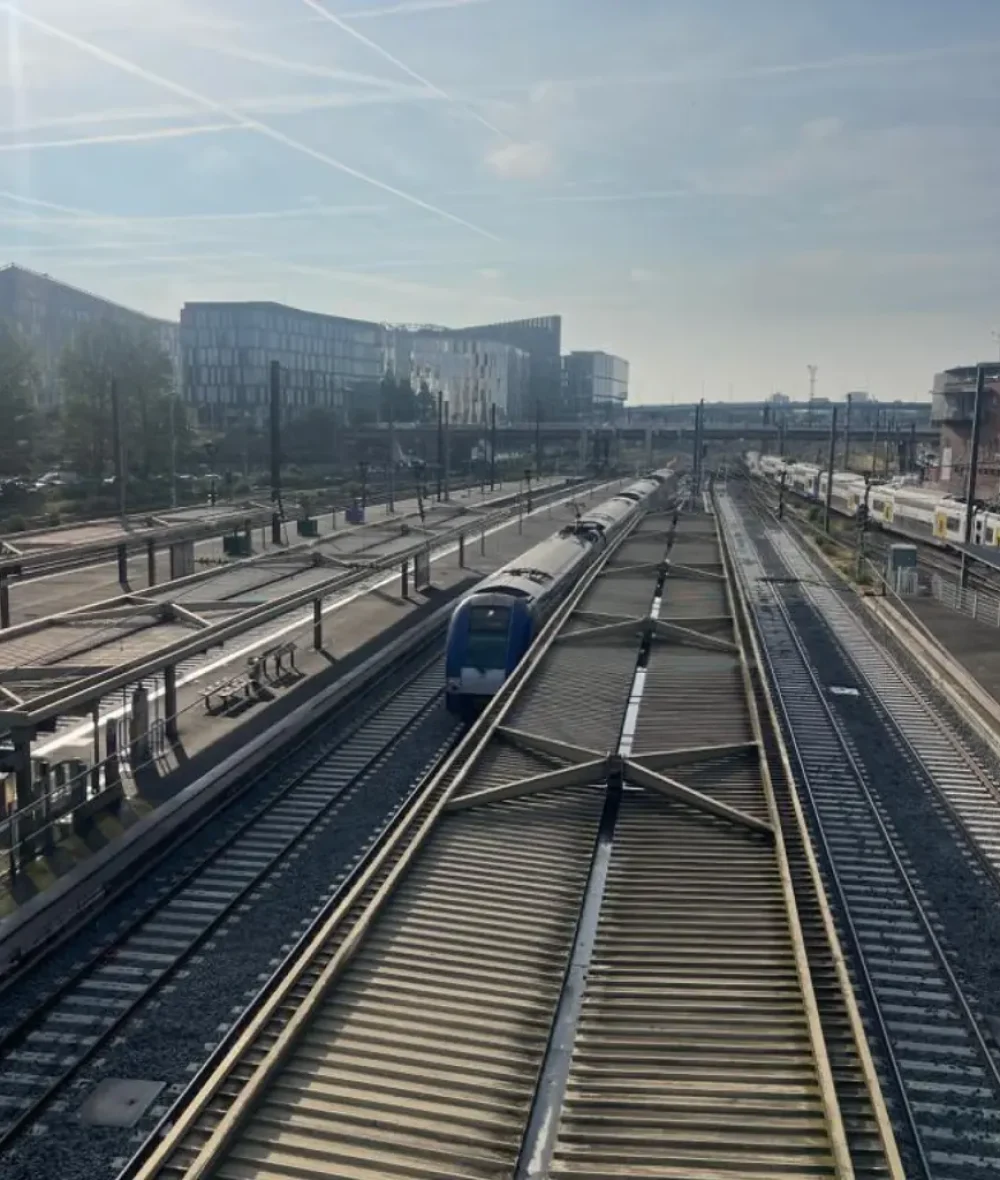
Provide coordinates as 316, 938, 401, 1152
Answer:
563, 350, 629, 419
454, 316, 562, 420
0, 264, 180, 410
386, 328, 529, 424
181, 301, 385, 428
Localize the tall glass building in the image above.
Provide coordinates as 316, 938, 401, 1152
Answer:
455, 316, 562, 420
563, 351, 629, 419
181, 302, 385, 428
0, 265, 179, 410
386, 328, 529, 424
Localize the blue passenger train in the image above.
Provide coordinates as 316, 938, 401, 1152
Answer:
444, 469, 674, 718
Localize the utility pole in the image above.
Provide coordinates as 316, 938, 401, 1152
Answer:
843, 393, 852, 471
856, 478, 872, 581
883, 416, 892, 477
961, 363, 987, 588
693, 399, 703, 492
443, 400, 450, 502
535, 399, 542, 478
778, 468, 786, 520
387, 393, 395, 513
169, 393, 177, 508
824, 405, 838, 533
269, 360, 282, 544
435, 390, 443, 502
110, 377, 126, 521
870, 410, 879, 479
807, 364, 818, 425
490, 403, 497, 491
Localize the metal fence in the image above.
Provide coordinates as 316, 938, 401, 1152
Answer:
930, 573, 1000, 629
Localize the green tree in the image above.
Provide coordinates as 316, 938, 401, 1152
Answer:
59, 320, 181, 481
416, 379, 436, 423
0, 322, 39, 475
379, 368, 417, 424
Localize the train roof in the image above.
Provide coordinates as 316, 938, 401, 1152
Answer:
471, 532, 588, 601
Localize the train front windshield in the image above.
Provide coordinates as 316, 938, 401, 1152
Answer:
466, 605, 511, 670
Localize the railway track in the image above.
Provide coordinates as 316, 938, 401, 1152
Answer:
766, 527, 1000, 879
120, 493, 900, 1180
720, 490, 1000, 1179
749, 472, 1000, 594
0, 635, 460, 1179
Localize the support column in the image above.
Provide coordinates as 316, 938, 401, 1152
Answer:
130, 684, 151, 771
105, 720, 121, 792
164, 664, 179, 742
13, 726, 33, 815
146, 539, 157, 587
458, 533, 465, 568
401, 558, 409, 598
480, 527, 486, 556
117, 543, 128, 590
92, 701, 101, 792
0, 574, 9, 630
313, 598, 323, 650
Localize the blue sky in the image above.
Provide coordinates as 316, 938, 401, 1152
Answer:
1, 0, 999, 402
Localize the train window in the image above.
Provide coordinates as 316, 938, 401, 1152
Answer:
872, 499, 884, 511
988, 529, 995, 545
946, 516, 960, 532
466, 605, 511, 669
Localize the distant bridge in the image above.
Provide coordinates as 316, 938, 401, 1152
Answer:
346, 420, 939, 447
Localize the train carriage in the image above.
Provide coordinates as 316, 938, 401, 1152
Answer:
445, 469, 675, 718
744, 451, 984, 548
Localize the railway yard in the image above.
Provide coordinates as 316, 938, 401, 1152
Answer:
4, 463, 1000, 1178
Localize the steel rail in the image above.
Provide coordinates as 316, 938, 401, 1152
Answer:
716, 492, 906, 1180
0, 644, 453, 1156
120, 487, 653, 1180
751, 476, 1000, 904
723, 490, 1000, 1178
711, 504, 856, 1180
123, 480, 859, 1180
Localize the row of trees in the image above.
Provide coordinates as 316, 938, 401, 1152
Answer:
0, 323, 454, 487
0, 319, 191, 483
372, 370, 437, 426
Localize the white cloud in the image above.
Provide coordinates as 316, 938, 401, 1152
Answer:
2, 3, 498, 240
485, 140, 553, 180
478, 266, 501, 279
629, 267, 658, 284
802, 116, 843, 142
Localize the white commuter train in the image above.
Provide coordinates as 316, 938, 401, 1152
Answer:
745, 452, 1000, 547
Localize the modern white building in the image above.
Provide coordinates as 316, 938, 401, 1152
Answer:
388, 330, 530, 424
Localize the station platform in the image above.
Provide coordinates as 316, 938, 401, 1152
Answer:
0, 483, 611, 921
897, 595, 1000, 704
4, 482, 500, 625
